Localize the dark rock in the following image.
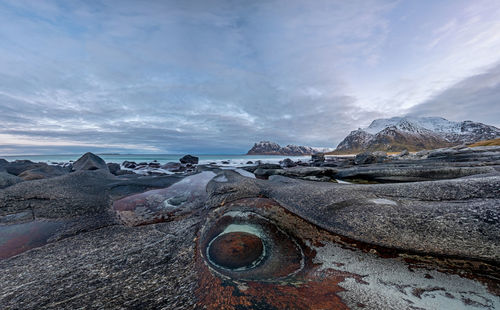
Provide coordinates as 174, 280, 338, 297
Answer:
241, 163, 281, 174
180, 155, 199, 164
122, 161, 137, 169
336, 165, 497, 183
221, 161, 230, 164
72, 153, 109, 172
0, 172, 23, 189
18, 165, 68, 180
4, 160, 46, 176
257, 163, 281, 170
254, 166, 337, 181
162, 162, 181, 169
161, 162, 185, 172
311, 153, 325, 163
354, 151, 387, 165
295, 160, 310, 166
114, 169, 135, 176
280, 158, 296, 168
148, 162, 161, 168
246, 161, 253, 164
107, 163, 121, 175
138, 162, 148, 166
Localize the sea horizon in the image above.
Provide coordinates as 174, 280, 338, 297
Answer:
0, 153, 314, 166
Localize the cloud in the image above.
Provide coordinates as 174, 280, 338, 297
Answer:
0, 0, 499, 155
0, 0, 397, 154
407, 62, 500, 127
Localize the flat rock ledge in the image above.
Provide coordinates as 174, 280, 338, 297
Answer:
207, 170, 500, 263
1, 147, 499, 310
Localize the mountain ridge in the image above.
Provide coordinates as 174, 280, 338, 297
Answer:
332, 116, 500, 154
247, 141, 333, 155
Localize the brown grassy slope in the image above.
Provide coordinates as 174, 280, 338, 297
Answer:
467, 138, 500, 147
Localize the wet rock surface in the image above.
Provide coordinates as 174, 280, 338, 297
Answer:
1, 147, 499, 309
207, 170, 500, 263
208, 232, 264, 269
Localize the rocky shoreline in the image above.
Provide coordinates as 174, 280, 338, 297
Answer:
1, 146, 499, 309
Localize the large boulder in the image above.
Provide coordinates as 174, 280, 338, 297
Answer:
3, 160, 46, 176
72, 152, 109, 172
311, 153, 325, 163
280, 158, 297, 168
179, 155, 199, 165
18, 165, 68, 181
354, 151, 387, 165
122, 161, 137, 169
107, 163, 121, 175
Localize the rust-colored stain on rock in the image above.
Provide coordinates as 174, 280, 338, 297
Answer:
208, 232, 264, 270
194, 197, 366, 309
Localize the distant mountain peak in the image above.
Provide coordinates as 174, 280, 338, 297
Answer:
247, 141, 330, 155
334, 116, 500, 153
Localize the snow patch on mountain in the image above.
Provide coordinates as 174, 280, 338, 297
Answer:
335, 116, 500, 153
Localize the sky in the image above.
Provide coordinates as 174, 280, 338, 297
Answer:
0, 0, 499, 155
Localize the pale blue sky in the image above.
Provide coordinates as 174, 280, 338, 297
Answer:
0, 0, 499, 154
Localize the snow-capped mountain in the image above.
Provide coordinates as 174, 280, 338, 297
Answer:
335, 117, 500, 153
247, 141, 323, 155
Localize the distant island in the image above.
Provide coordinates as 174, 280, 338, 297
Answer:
246, 141, 333, 156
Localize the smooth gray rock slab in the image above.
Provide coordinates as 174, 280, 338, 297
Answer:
254, 166, 337, 181
335, 165, 497, 182
206, 171, 500, 263
0, 218, 199, 309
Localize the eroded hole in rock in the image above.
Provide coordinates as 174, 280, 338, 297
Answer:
200, 210, 304, 281
207, 231, 264, 270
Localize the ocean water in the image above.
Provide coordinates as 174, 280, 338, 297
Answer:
0, 154, 312, 167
